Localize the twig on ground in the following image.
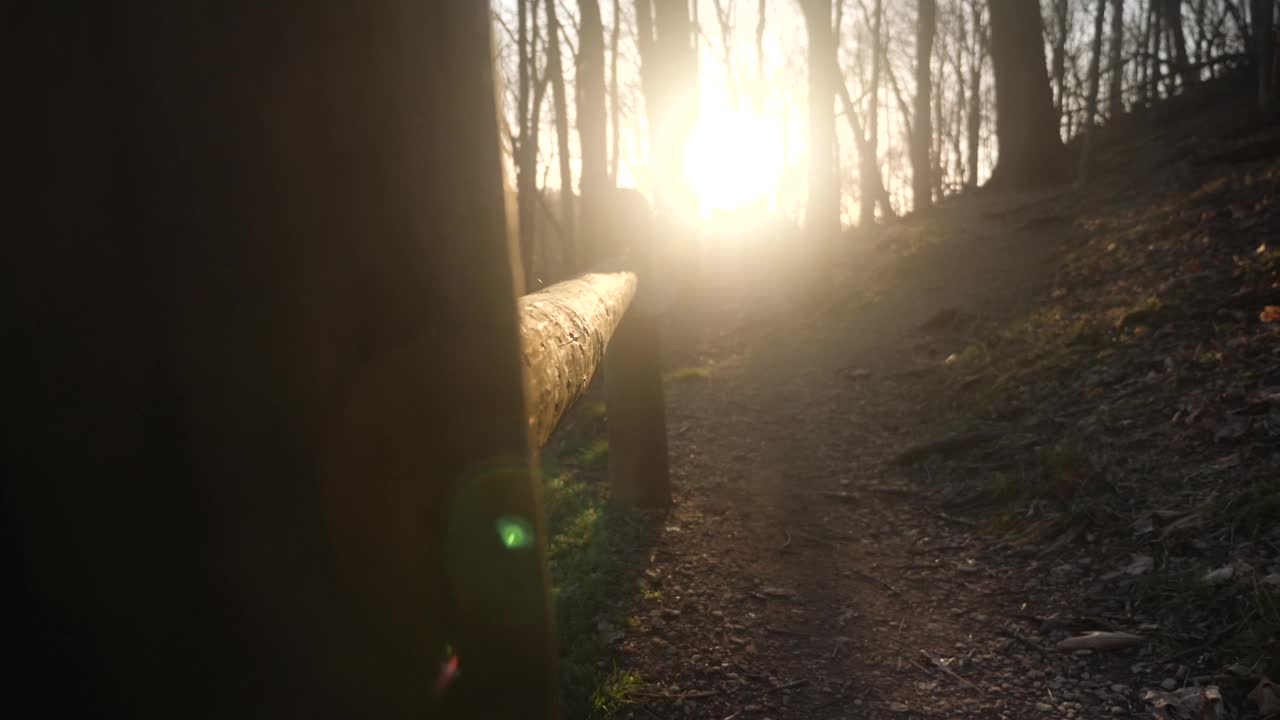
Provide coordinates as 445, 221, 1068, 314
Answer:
766, 679, 809, 694
631, 689, 718, 700
766, 625, 813, 637
851, 568, 901, 595
932, 510, 977, 527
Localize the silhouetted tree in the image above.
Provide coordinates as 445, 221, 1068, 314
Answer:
1079, 0, 1107, 183
966, 0, 986, 189
986, 0, 1066, 187
1253, 0, 1276, 112
913, 0, 937, 211
578, 0, 609, 263
546, 0, 577, 273
800, 0, 840, 256
1108, 0, 1126, 117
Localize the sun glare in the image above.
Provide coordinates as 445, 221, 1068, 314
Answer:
683, 104, 784, 218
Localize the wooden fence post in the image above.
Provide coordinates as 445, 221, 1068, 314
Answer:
604, 191, 672, 508
8, 4, 557, 718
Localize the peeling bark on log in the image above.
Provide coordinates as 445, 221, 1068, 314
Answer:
518, 271, 638, 447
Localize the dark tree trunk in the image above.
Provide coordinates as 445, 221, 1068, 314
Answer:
1108, 0, 1126, 117
1079, 0, 1107, 183
800, 0, 840, 256
1164, 0, 1198, 86
986, 0, 1067, 188
1253, 0, 1276, 112
914, 0, 937, 212
547, 0, 577, 274
517, 0, 537, 291
577, 0, 609, 264
10, 3, 557, 717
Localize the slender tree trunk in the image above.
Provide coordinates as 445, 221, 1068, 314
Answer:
635, 0, 658, 136
1079, 0, 1107, 183
517, 0, 541, 290
1254, 0, 1276, 113
1164, 0, 1197, 85
650, 0, 698, 219
610, 0, 623, 187
801, 0, 840, 259
546, 0, 577, 274
986, 0, 1067, 188
913, 0, 937, 212
578, 0, 609, 264
967, 0, 984, 188
836, 66, 895, 217
1108, 0, 1126, 117
1051, 0, 1071, 123
1149, 0, 1163, 100
860, 0, 884, 225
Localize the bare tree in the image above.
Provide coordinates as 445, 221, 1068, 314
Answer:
986, 0, 1066, 187
1253, 0, 1276, 112
913, 0, 937, 211
1079, 0, 1107, 183
967, 0, 986, 189
1050, 0, 1071, 122
800, 0, 841, 252
516, 0, 550, 289
1164, 0, 1197, 86
578, 0, 609, 262
1108, 0, 1126, 117
546, 0, 577, 273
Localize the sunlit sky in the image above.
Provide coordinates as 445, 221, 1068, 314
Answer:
496, 0, 808, 220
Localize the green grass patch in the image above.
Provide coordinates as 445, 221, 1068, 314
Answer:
591, 668, 644, 719
543, 404, 656, 718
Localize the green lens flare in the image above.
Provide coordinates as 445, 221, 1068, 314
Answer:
495, 516, 534, 549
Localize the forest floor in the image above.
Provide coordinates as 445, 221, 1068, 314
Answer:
545, 79, 1280, 720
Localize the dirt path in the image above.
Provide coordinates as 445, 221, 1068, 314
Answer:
609, 193, 1135, 720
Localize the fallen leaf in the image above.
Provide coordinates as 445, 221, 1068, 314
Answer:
1262, 305, 1280, 323
1056, 631, 1144, 651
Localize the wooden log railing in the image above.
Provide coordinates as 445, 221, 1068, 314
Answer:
519, 272, 636, 448
517, 205, 671, 508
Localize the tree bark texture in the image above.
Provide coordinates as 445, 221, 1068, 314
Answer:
8, 3, 557, 717
519, 272, 637, 448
